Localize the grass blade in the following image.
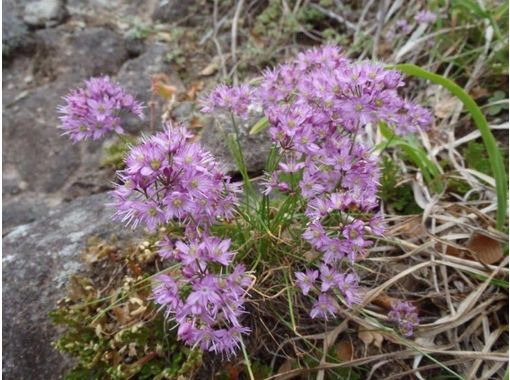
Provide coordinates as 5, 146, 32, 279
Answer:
378, 122, 444, 193
249, 116, 269, 135
395, 63, 508, 230
227, 132, 256, 198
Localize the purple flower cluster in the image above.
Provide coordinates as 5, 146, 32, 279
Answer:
219, 45, 431, 319
58, 76, 251, 356
111, 124, 239, 231
395, 19, 412, 34
201, 83, 253, 118
57, 76, 144, 142
153, 238, 251, 357
388, 300, 419, 336
415, 10, 437, 25
109, 123, 250, 355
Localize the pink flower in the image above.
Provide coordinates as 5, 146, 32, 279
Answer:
295, 269, 319, 295
310, 294, 337, 319
201, 237, 234, 266
337, 273, 361, 306
57, 76, 143, 142
415, 10, 437, 24
389, 300, 419, 336
319, 264, 341, 292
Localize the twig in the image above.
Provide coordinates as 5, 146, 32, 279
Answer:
212, 0, 228, 79
371, 0, 386, 59
354, 0, 376, 45
309, 3, 356, 31
199, 11, 230, 45
231, 0, 245, 85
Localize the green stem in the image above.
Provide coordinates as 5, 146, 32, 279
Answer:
240, 335, 255, 380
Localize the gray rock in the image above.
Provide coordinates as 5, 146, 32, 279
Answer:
116, 44, 184, 132
152, 0, 197, 24
2, 165, 25, 196
199, 112, 272, 175
23, 0, 67, 28
36, 26, 130, 78
171, 101, 195, 123
66, 0, 157, 21
2, 193, 140, 380
2, 192, 55, 233
124, 35, 146, 58
2, 79, 82, 194
2, 5, 35, 60
62, 167, 115, 201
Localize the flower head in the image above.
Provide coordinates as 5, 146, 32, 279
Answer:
310, 293, 337, 319
201, 84, 253, 118
415, 10, 437, 24
57, 76, 144, 142
112, 123, 238, 231
295, 269, 319, 295
388, 300, 419, 336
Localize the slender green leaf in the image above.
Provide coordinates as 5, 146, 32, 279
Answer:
378, 122, 444, 193
395, 63, 508, 230
240, 336, 255, 380
249, 116, 269, 135
226, 132, 256, 197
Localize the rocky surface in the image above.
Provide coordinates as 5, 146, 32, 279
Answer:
2, 0, 270, 376
151, 0, 201, 24
2, 193, 140, 380
23, 0, 67, 28
2, 6, 34, 60
35, 26, 131, 79
117, 43, 185, 132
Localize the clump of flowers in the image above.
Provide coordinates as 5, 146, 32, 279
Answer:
203, 45, 431, 320
201, 83, 253, 118
58, 78, 251, 356
57, 76, 144, 142
58, 44, 431, 357
110, 124, 251, 355
111, 125, 239, 231
388, 300, 419, 336
211, 45, 430, 320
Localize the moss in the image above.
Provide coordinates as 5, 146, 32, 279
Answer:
101, 136, 137, 170
463, 140, 509, 177
464, 140, 492, 175
50, 237, 202, 379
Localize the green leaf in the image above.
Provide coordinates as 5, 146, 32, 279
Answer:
486, 90, 509, 116
249, 116, 269, 135
395, 63, 508, 231
226, 133, 255, 197
378, 122, 444, 193
452, 0, 489, 18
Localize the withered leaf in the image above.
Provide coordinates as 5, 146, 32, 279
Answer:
466, 232, 503, 265
371, 293, 398, 311
199, 58, 220, 77
335, 340, 354, 362
358, 329, 384, 350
